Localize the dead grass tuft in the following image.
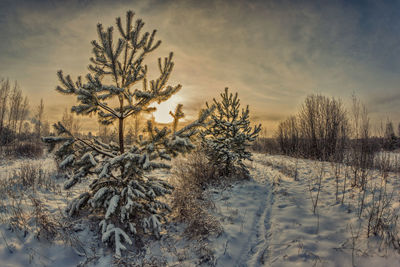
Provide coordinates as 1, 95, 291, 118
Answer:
15, 142, 44, 158
171, 150, 222, 240
0, 162, 60, 193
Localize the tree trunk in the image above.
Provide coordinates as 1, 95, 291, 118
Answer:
118, 97, 124, 154
119, 117, 124, 154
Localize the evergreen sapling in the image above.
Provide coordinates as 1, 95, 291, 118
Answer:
42, 11, 213, 257
202, 88, 261, 177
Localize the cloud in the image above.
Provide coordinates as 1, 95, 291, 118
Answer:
0, 0, 399, 133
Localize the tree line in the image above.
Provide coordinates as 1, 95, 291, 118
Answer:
0, 78, 50, 155
274, 94, 400, 162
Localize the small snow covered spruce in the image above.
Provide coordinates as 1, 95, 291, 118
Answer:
42, 11, 213, 257
202, 88, 261, 177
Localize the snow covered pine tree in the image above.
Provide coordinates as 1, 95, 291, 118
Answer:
202, 88, 261, 177
42, 11, 212, 257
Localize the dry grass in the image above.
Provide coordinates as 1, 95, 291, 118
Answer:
171, 150, 222, 240
373, 152, 400, 174
0, 162, 60, 193
0, 162, 61, 237
0, 161, 93, 264
0, 192, 59, 241
28, 195, 59, 240
15, 142, 44, 158
258, 156, 299, 180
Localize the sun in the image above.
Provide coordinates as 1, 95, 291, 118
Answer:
151, 95, 183, 124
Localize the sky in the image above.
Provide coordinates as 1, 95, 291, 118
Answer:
0, 0, 400, 134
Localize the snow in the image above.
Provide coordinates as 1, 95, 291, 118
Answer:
247, 153, 400, 266
1, 152, 400, 266
101, 224, 132, 258
59, 154, 75, 169
0, 156, 56, 181
0, 156, 108, 266
199, 153, 400, 266
209, 178, 272, 266
138, 152, 400, 266
105, 195, 120, 219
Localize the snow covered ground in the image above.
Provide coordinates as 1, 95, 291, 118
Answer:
0, 153, 400, 266
0, 156, 56, 181
0, 156, 102, 266
206, 153, 400, 266
250, 154, 400, 267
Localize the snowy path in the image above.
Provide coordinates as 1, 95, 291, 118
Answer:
246, 181, 272, 267
211, 158, 274, 267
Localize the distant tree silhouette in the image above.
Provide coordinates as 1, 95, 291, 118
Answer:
276, 94, 349, 161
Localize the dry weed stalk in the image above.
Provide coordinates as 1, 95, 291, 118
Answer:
307, 162, 324, 215
330, 160, 341, 203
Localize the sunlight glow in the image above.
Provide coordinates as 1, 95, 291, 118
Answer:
150, 95, 183, 124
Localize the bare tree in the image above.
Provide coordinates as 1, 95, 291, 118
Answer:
351, 93, 361, 140
383, 119, 396, 150
61, 108, 81, 136
398, 122, 400, 137
298, 95, 320, 158
18, 96, 29, 136
0, 78, 10, 138
349, 96, 375, 187
22, 121, 31, 135
34, 99, 44, 138
299, 95, 348, 160
276, 94, 348, 161
0, 79, 30, 144
7, 82, 23, 135
276, 115, 298, 156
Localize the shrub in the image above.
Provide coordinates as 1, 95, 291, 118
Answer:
251, 137, 280, 154
15, 142, 44, 158
171, 150, 222, 240
0, 127, 15, 146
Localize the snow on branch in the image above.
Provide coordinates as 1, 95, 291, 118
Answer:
202, 88, 261, 177
44, 10, 215, 258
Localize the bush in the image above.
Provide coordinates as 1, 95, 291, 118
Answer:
173, 149, 218, 189
171, 150, 222, 240
0, 127, 15, 146
15, 142, 44, 158
251, 137, 280, 154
